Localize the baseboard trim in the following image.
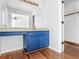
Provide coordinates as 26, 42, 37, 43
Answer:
1, 49, 24, 56
1, 48, 48, 55
0, 48, 23, 54
24, 47, 49, 54
64, 41, 79, 46
49, 46, 63, 53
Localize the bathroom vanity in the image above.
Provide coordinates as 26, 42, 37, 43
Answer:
0, 28, 49, 53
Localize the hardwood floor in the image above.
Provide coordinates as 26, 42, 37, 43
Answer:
64, 43, 79, 59
1, 43, 79, 59
1, 48, 62, 59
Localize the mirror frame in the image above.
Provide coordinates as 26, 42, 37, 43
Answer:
7, 7, 33, 29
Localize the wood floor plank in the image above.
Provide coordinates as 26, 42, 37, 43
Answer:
64, 43, 79, 59
24, 54, 29, 59
25, 54, 32, 59
1, 43, 79, 59
30, 51, 47, 59
39, 48, 62, 59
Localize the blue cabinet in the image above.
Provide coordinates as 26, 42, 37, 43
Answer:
39, 31, 49, 48
23, 31, 49, 52
0, 30, 49, 53
27, 32, 40, 52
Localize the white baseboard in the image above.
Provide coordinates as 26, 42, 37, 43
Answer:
49, 46, 62, 53
0, 47, 63, 54
1, 48, 23, 54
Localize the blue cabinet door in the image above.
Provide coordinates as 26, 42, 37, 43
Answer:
23, 35, 29, 52
39, 31, 49, 48
23, 31, 49, 52
26, 32, 40, 52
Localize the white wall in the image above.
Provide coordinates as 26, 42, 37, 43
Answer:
0, 0, 63, 54
64, 0, 76, 15
36, 0, 62, 53
0, 0, 1, 25
64, 0, 79, 44
0, 0, 2, 54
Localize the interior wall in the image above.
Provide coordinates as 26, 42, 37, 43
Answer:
0, 0, 2, 54
64, 0, 79, 44
0, 0, 1, 26
37, 0, 62, 53
64, 0, 76, 15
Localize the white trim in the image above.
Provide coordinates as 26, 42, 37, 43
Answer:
0, 48, 23, 54
49, 46, 62, 53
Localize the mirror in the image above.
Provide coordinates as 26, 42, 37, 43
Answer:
7, 7, 32, 28
11, 12, 30, 28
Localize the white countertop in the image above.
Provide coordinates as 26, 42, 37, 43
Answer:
0, 27, 49, 32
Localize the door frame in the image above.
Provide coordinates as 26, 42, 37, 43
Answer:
62, 0, 64, 52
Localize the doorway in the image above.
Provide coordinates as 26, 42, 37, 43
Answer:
64, 0, 79, 59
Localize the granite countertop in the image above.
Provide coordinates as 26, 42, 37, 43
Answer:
0, 27, 49, 32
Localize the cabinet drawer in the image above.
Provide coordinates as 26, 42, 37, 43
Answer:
28, 32, 34, 35
35, 31, 49, 35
